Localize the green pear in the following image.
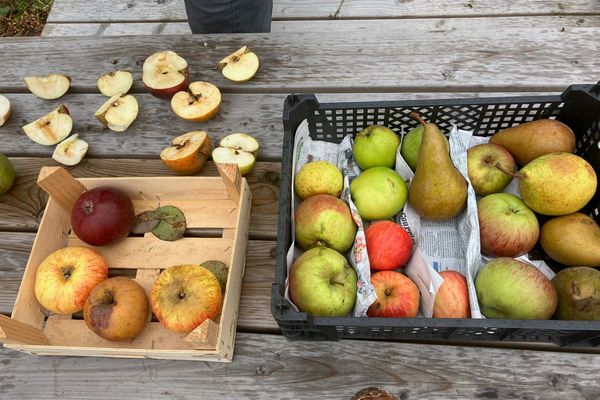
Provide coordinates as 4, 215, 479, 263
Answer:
552, 267, 600, 320
0, 154, 15, 195
400, 125, 423, 171
514, 152, 597, 216
407, 113, 467, 221
475, 257, 557, 319
352, 125, 400, 170
489, 119, 576, 166
350, 167, 407, 221
540, 213, 600, 266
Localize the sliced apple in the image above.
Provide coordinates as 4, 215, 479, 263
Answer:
97, 70, 134, 97
52, 134, 89, 166
22, 105, 73, 145
212, 133, 259, 176
95, 93, 139, 132
0, 95, 11, 126
160, 131, 212, 175
142, 50, 189, 99
218, 46, 259, 83
170, 81, 221, 122
24, 74, 71, 100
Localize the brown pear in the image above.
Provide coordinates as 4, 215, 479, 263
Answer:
489, 119, 575, 165
552, 267, 600, 320
541, 213, 600, 266
407, 113, 467, 221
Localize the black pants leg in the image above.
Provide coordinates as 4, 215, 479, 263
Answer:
183, 0, 273, 33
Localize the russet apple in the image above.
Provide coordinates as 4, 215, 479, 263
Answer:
475, 257, 557, 319
171, 81, 221, 122
289, 247, 357, 317
477, 193, 539, 258
151, 264, 222, 333
432, 270, 470, 318
294, 160, 343, 200
367, 271, 420, 318
24, 74, 70, 99
365, 221, 413, 271
353, 125, 400, 170
350, 167, 408, 221
84, 276, 149, 341
142, 50, 189, 98
467, 143, 516, 196
160, 131, 212, 174
34, 246, 108, 314
295, 194, 356, 253
71, 187, 136, 246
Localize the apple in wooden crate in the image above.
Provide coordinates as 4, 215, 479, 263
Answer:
171, 81, 221, 122
432, 270, 471, 318
34, 246, 108, 314
218, 46, 259, 82
22, 105, 73, 145
97, 70, 134, 97
71, 187, 136, 246
95, 93, 139, 132
365, 220, 413, 271
24, 73, 71, 99
160, 131, 212, 175
84, 276, 149, 341
142, 50, 189, 98
0, 94, 11, 126
367, 271, 419, 318
151, 264, 223, 333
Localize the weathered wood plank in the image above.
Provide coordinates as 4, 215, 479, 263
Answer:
2, 332, 600, 399
1, 19, 598, 92
0, 232, 278, 331
0, 158, 280, 239
46, 0, 600, 23
42, 15, 597, 37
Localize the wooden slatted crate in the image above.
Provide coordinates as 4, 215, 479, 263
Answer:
0, 164, 251, 361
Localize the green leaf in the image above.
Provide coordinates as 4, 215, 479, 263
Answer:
0, 6, 11, 17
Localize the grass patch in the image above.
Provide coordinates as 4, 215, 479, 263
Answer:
0, 0, 53, 37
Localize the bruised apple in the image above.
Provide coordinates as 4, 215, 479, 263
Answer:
34, 246, 108, 314
160, 131, 212, 174
22, 105, 73, 145
71, 187, 136, 246
432, 270, 470, 318
84, 277, 149, 341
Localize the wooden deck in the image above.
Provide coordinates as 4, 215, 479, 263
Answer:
1, 0, 600, 398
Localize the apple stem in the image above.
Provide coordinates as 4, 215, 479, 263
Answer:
494, 163, 525, 180
409, 112, 427, 127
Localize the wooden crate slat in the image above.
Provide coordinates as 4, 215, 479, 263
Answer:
67, 236, 234, 269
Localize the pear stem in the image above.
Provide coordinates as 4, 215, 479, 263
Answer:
494, 163, 525, 180
409, 112, 427, 127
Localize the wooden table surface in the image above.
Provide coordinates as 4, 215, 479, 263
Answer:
1, 11, 600, 399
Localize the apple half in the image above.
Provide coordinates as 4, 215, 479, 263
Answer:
52, 134, 89, 166
97, 70, 134, 97
160, 131, 212, 175
212, 133, 259, 176
24, 74, 71, 100
22, 105, 73, 145
0, 94, 11, 126
171, 81, 221, 122
142, 50, 189, 98
95, 93, 139, 132
218, 46, 259, 82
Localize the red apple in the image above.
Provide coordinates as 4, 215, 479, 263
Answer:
71, 187, 136, 246
432, 271, 471, 318
365, 221, 413, 271
34, 246, 108, 314
367, 271, 420, 318
142, 50, 189, 99
84, 276, 149, 341
477, 193, 539, 258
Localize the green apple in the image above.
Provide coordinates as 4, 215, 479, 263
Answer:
350, 167, 407, 220
467, 143, 516, 196
477, 193, 539, 258
0, 154, 15, 195
294, 160, 343, 199
400, 125, 423, 171
289, 247, 357, 317
352, 125, 400, 170
475, 257, 557, 319
295, 194, 356, 253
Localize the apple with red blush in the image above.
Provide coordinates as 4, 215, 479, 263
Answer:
367, 271, 420, 318
365, 220, 413, 271
432, 270, 471, 318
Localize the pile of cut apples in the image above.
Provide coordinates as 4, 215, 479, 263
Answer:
0, 46, 261, 176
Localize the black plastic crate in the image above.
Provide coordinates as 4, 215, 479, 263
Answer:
272, 83, 600, 348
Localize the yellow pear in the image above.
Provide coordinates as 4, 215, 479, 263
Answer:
541, 213, 600, 266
